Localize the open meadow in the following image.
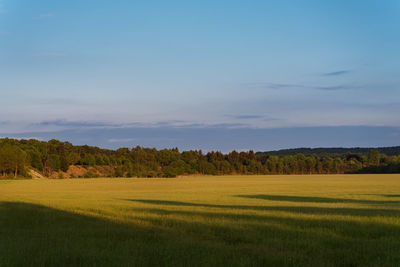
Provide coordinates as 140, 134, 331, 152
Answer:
1, 175, 400, 266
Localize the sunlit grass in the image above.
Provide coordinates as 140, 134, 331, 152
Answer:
1, 175, 400, 266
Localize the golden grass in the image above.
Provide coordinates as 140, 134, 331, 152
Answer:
1, 175, 400, 266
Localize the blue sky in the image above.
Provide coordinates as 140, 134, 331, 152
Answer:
0, 0, 399, 151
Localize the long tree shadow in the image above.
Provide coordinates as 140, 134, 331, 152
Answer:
0, 201, 285, 267
1, 201, 400, 267
122, 199, 400, 266
236, 195, 400, 204
127, 206, 400, 232
363, 194, 400, 198
124, 199, 400, 217
0, 201, 176, 267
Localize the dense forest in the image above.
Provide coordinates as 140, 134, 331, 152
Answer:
0, 138, 399, 179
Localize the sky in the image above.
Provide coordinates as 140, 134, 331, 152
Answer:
0, 0, 399, 151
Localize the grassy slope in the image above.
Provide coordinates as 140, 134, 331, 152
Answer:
1, 175, 400, 266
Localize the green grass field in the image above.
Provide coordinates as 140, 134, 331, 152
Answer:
1, 175, 400, 266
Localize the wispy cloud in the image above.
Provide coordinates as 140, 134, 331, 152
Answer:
226, 114, 264, 120
31, 119, 252, 131
33, 13, 55, 20
35, 119, 122, 128
315, 85, 348, 91
31, 119, 255, 131
246, 82, 304, 89
154, 120, 186, 126
246, 81, 356, 91
267, 83, 305, 89
150, 121, 250, 129
224, 114, 280, 122
33, 52, 66, 57
207, 123, 249, 128
323, 70, 351, 76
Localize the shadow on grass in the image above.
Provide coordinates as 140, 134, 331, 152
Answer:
0, 202, 168, 266
2, 201, 400, 267
127, 205, 400, 234
0, 201, 275, 267
236, 195, 400, 204
123, 198, 400, 266
124, 199, 400, 217
363, 194, 400, 198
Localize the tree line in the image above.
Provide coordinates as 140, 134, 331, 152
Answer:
0, 138, 399, 178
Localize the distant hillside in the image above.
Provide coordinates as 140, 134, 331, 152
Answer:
257, 146, 400, 156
